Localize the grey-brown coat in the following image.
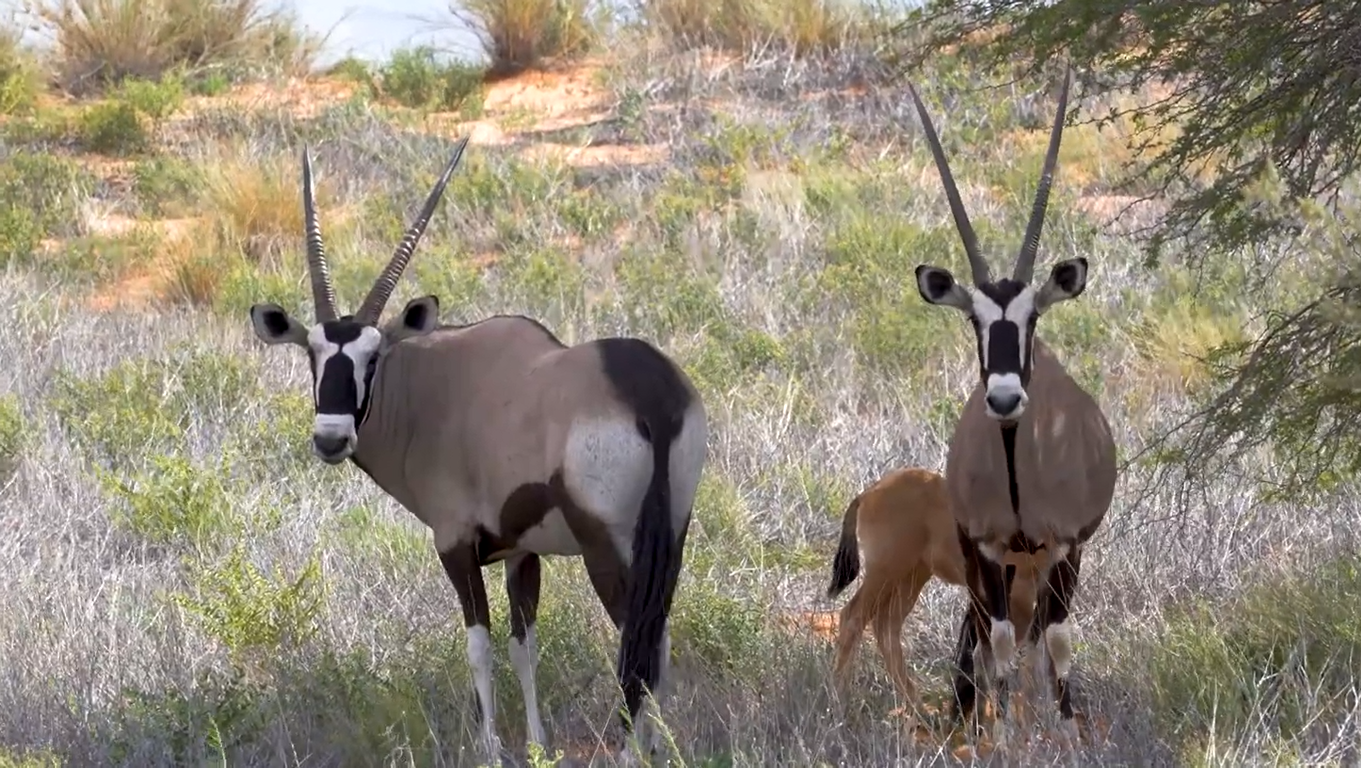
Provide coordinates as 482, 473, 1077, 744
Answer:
247, 140, 708, 765
905, 68, 1117, 744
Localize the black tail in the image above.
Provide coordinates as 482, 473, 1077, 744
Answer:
826, 495, 863, 599
618, 413, 684, 729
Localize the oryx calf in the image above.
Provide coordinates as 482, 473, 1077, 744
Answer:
246, 138, 708, 764
905, 70, 1117, 745
824, 466, 1044, 727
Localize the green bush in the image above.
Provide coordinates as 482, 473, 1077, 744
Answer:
1147, 557, 1361, 748
100, 454, 243, 552
0, 152, 95, 264
78, 100, 149, 155
0, 393, 27, 482
377, 46, 485, 113
172, 544, 325, 665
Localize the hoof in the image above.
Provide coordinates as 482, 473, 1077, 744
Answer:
1056, 716, 1080, 750
479, 731, 504, 765
990, 619, 1017, 673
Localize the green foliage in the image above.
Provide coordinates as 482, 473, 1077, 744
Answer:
377, 46, 485, 113
0, 393, 28, 482
116, 75, 186, 120
330, 505, 428, 576
172, 544, 325, 664
1137, 205, 1361, 502
669, 578, 766, 679
77, 100, 149, 155
100, 454, 247, 552
0, 27, 42, 116
1146, 557, 1361, 748
0, 152, 95, 264
51, 348, 260, 469
133, 154, 205, 217
905, 0, 1361, 261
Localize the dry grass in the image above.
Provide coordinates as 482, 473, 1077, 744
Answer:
198, 147, 318, 265
0, 12, 1359, 768
455, 0, 602, 77
27, 0, 323, 95
643, 0, 869, 55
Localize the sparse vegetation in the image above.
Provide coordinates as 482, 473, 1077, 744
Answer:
0, 1, 1358, 766
456, 0, 601, 75
29, 0, 322, 94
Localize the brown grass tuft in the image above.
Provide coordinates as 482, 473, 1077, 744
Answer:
455, 0, 601, 77
29, 0, 323, 95
199, 150, 314, 265
643, 0, 866, 56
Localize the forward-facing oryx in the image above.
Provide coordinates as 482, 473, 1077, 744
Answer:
246, 138, 709, 765
906, 69, 1117, 745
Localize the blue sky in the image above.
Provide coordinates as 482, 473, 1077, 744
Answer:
1, 0, 487, 67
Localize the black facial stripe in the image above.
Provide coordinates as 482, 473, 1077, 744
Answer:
317, 353, 358, 415
356, 354, 380, 426
987, 321, 1022, 375
1022, 317, 1037, 383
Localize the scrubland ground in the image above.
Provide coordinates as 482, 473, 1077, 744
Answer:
0, 1, 1359, 766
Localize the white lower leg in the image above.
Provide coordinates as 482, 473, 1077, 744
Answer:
467, 625, 500, 755
1045, 619, 1074, 680
989, 618, 1017, 677
508, 625, 547, 748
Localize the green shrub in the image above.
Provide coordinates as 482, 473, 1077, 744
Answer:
377, 46, 485, 112
0, 152, 95, 264
133, 154, 205, 217
77, 100, 149, 155
1146, 557, 1361, 748
116, 74, 185, 119
100, 454, 243, 552
0, 28, 42, 116
0, 393, 28, 482
172, 544, 325, 665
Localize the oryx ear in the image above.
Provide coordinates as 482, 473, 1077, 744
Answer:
1034, 257, 1088, 314
915, 265, 973, 311
383, 295, 440, 342
249, 303, 309, 347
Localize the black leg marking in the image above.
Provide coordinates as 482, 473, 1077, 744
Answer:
438, 543, 492, 722
1038, 544, 1082, 720
952, 525, 991, 726
952, 603, 982, 724
506, 554, 541, 642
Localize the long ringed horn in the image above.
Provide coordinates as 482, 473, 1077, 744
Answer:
355, 136, 470, 326
1013, 67, 1072, 285
302, 145, 339, 322
906, 80, 991, 286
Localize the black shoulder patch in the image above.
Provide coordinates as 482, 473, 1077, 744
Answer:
596, 338, 692, 443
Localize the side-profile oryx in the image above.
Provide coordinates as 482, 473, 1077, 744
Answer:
246, 138, 709, 764
906, 69, 1117, 744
